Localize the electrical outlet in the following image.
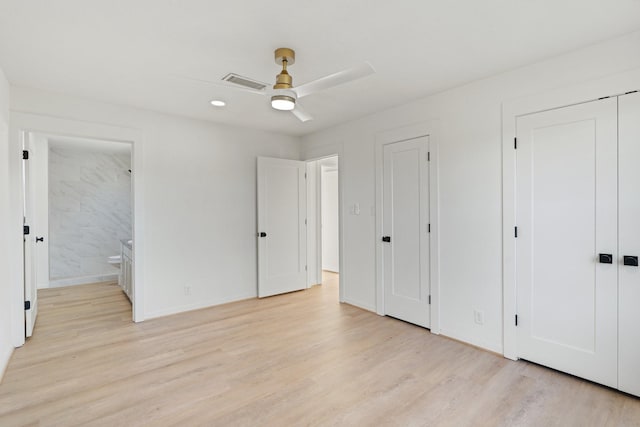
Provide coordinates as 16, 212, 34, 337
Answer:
474, 309, 484, 325
184, 285, 191, 296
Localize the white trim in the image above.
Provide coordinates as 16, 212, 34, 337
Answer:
304, 159, 324, 288
501, 67, 640, 360
318, 157, 340, 275
0, 345, 12, 381
9, 112, 145, 347
302, 143, 345, 303
315, 162, 322, 283
49, 274, 119, 288
343, 297, 376, 313
145, 292, 255, 320
374, 120, 441, 334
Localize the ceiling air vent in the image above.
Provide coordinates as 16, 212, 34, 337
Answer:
221, 73, 268, 91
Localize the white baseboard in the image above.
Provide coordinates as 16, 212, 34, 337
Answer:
144, 292, 256, 320
342, 297, 376, 313
49, 273, 118, 288
438, 327, 502, 355
0, 344, 14, 383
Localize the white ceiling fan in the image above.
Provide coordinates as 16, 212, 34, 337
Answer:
185, 48, 375, 122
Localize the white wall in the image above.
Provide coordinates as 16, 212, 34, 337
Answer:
48, 139, 131, 285
0, 66, 13, 379
301, 31, 640, 353
9, 86, 300, 320
321, 167, 339, 272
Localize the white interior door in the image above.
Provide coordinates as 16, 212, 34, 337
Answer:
515, 98, 618, 388
257, 157, 307, 298
23, 134, 39, 337
382, 136, 430, 328
618, 91, 640, 396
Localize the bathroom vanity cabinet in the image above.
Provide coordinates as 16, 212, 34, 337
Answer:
119, 239, 133, 301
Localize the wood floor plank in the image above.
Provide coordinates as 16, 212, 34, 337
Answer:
1, 273, 639, 426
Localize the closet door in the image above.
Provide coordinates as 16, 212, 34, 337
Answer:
618, 91, 640, 396
515, 98, 618, 388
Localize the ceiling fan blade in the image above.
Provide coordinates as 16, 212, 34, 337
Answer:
171, 74, 267, 96
294, 62, 375, 99
291, 103, 313, 122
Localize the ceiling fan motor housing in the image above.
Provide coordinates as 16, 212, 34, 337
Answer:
274, 47, 295, 90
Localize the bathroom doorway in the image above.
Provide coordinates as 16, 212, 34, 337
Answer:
306, 156, 340, 298
22, 132, 133, 337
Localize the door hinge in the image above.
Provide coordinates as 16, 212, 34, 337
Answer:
22, 150, 29, 160
428, 223, 431, 233
514, 226, 518, 238
427, 152, 430, 161
428, 295, 431, 305
23, 225, 30, 235
25, 301, 31, 310
515, 314, 518, 326
305, 218, 307, 226
304, 172, 307, 179
514, 137, 517, 149
305, 265, 307, 271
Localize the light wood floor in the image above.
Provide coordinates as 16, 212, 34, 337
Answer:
1, 273, 639, 426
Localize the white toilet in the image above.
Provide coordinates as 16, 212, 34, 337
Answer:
108, 255, 121, 268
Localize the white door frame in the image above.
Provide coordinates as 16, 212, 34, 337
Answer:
375, 121, 441, 334
306, 156, 339, 288
303, 160, 319, 288
501, 67, 640, 360
303, 144, 345, 303
8, 112, 145, 347
318, 161, 339, 274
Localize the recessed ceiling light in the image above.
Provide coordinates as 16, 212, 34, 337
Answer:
210, 100, 226, 107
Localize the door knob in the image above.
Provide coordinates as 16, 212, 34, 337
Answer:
623, 255, 638, 267
382, 236, 391, 243
258, 232, 267, 238
599, 253, 613, 264
36, 237, 44, 243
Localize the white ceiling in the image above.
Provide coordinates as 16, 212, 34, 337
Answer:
1, 1, 639, 136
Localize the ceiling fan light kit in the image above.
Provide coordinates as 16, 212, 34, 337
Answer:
271, 94, 296, 110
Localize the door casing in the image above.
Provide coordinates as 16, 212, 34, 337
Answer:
502, 67, 640, 359
303, 144, 346, 305
8, 113, 144, 347
375, 121, 441, 334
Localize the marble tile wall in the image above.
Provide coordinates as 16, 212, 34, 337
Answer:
49, 142, 132, 281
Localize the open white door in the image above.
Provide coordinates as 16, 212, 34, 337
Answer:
382, 136, 430, 328
22, 133, 39, 337
257, 157, 307, 298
